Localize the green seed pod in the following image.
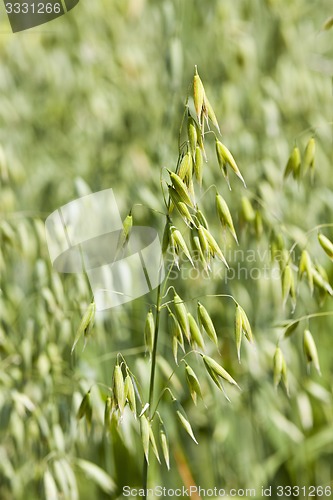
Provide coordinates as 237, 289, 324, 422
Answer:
239, 305, 253, 344
235, 305, 242, 362
284, 146, 301, 180
284, 320, 299, 338
170, 226, 194, 266
197, 302, 218, 346
193, 67, 205, 124
312, 267, 333, 295
173, 293, 190, 341
177, 152, 193, 183
140, 415, 150, 464
172, 399, 198, 444
241, 196, 256, 222
298, 250, 314, 293
104, 396, 112, 429
185, 363, 203, 405
282, 264, 293, 305
77, 391, 92, 424
124, 374, 136, 415
281, 357, 289, 395
188, 312, 205, 349
172, 334, 179, 365
144, 310, 154, 354
187, 116, 197, 158
196, 209, 209, 229
189, 228, 209, 272
318, 233, 333, 259
199, 225, 228, 267
215, 139, 246, 188
113, 365, 125, 413
159, 422, 170, 470
216, 193, 238, 243
168, 186, 195, 225
194, 146, 203, 186
162, 219, 172, 255
303, 137, 315, 175
198, 225, 209, 256
204, 96, 220, 133
169, 171, 193, 207
72, 302, 96, 354
117, 212, 133, 251
303, 329, 321, 375
202, 355, 240, 389
273, 347, 284, 388
149, 426, 161, 463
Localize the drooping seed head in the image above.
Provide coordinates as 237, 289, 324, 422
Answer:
202, 355, 240, 389
197, 302, 218, 346
113, 364, 125, 413
216, 193, 238, 243
173, 292, 190, 341
144, 310, 154, 354
193, 66, 205, 124
303, 329, 321, 375
215, 140, 246, 188
318, 233, 333, 260
188, 312, 205, 349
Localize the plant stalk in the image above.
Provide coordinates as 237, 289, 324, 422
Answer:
142, 273, 163, 498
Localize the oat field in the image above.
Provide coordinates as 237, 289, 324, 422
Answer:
1, 1, 333, 499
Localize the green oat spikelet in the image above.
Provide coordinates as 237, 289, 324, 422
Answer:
215, 139, 246, 188
318, 233, 333, 260
202, 355, 240, 389
197, 302, 218, 346
216, 193, 238, 243
144, 310, 154, 354
185, 363, 203, 405
303, 329, 321, 375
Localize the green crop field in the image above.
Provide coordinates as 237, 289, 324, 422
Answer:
1, 1, 333, 499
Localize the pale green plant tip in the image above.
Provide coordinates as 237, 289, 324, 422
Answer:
318, 233, 333, 260
303, 329, 321, 376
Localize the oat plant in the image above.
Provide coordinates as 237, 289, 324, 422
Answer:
73, 67, 255, 494
73, 66, 333, 495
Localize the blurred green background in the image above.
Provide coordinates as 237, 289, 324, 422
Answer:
1, 0, 333, 498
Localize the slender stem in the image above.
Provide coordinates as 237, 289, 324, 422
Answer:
142, 270, 163, 497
